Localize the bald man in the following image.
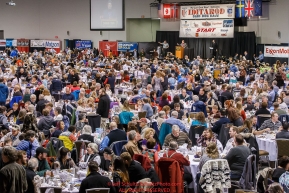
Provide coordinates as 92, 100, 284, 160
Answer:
99, 122, 127, 151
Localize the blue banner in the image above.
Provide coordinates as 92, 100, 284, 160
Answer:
117, 42, 138, 52
6, 39, 13, 47
75, 40, 92, 49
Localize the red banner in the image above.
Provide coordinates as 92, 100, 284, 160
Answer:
99, 41, 118, 57
17, 39, 29, 53
163, 4, 179, 19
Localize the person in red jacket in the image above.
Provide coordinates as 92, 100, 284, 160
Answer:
163, 141, 192, 184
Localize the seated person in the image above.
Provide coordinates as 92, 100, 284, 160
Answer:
165, 111, 187, 132
62, 87, 74, 101
78, 161, 116, 193
163, 125, 192, 149
125, 130, 141, 157
142, 138, 159, 167
58, 126, 77, 151
224, 134, 251, 180
276, 122, 289, 139
191, 112, 207, 128
179, 89, 192, 102
198, 142, 221, 171
78, 125, 96, 143
197, 128, 223, 152
79, 143, 101, 167
254, 112, 282, 135
0, 124, 21, 147
208, 105, 220, 119
70, 81, 80, 92
54, 147, 76, 170
273, 102, 287, 116
272, 156, 289, 182
244, 95, 256, 111
222, 126, 246, 155
162, 141, 192, 185
35, 147, 51, 177
120, 152, 147, 187
255, 102, 270, 116
170, 103, 184, 120
142, 128, 159, 150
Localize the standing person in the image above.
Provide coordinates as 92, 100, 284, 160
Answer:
104, 72, 116, 93
152, 71, 164, 97
178, 40, 187, 48
158, 40, 169, 57
212, 40, 218, 58
97, 88, 111, 130
0, 146, 28, 193
0, 77, 8, 106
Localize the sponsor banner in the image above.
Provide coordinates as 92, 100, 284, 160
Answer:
30, 40, 46, 47
99, 41, 118, 57
181, 4, 235, 19
45, 40, 60, 48
75, 40, 92, 49
179, 19, 234, 38
0, 40, 6, 47
264, 46, 289, 58
17, 39, 29, 47
117, 42, 138, 52
6, 39, 17, 47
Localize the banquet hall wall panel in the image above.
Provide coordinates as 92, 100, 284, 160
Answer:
0, 0, 158, 49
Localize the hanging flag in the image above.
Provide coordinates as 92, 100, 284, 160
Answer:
236, 0, 245, 18
158, 3, 163, 18
245, 0, 254, 17
254, 0, 262, 16
163, 4, 171, 19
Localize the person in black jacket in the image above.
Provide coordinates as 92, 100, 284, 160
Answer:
25, 158, 38, 193
120, 152, 147, 188
97, 88, 111, 130
79, 161, 116, 193
68, 69, 79, 85
221, 86, 234, 100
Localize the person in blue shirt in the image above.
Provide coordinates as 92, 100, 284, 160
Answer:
168, 74, 176, 89
142, 98, 153, 118
257, 51, 264, 63
99, 122, 127, 151
212, 109, 230, 135
191, 112, 207, 128
165, 111, 187, 133
62, 87, 74, 101
229, 63, 238, 74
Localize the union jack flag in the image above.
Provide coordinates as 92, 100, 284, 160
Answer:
245, 0, 254, 17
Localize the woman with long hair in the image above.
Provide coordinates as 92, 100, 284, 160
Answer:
205, 92, 215, 112
159, 93, 169, 108
42, 89, 52, 102
276, 97, 288, 112
55, 147, 76, 170
192, 112, 207, 128
112, 157, 130, 193
197, 128, 217, 148
236, 101, 246, 121
225, 100, 243, 126
198, 142, 220, 171
238, 119, 253, 133
16, 109, 27, 125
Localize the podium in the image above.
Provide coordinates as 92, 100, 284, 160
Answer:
175, 46, 184, 59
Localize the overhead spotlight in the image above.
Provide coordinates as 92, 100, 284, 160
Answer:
6, 0, 16, 6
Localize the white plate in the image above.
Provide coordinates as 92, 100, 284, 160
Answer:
193, 158, 200, 162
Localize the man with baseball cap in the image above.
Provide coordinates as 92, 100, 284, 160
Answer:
0, 124, 21, 147
35, 147, 51, 177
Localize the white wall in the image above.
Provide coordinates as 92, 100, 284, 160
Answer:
0, 0, 157, 47
243, 0, 289, 44
127, 19, 160, 42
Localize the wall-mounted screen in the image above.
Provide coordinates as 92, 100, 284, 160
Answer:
90, 0, 124, 31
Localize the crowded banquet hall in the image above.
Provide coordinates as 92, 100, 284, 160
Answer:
0, 0, 289, 193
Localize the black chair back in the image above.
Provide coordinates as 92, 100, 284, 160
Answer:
256, 114, 271, 129
218, 124, 231, 148
245, 136, 260, 167
279, 114, 289, 124
188, 125, 206, 146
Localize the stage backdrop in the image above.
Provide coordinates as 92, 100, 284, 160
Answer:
138, 42, 159, 59
156, 31, 255, 60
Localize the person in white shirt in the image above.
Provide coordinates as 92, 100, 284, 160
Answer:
222, 126, 246, 155
134, 67, 144, 80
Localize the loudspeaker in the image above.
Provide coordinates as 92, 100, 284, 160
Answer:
67, 31, 70, 36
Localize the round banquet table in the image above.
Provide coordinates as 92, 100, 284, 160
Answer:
188, 155, 200, 193
256, 137, 277, 161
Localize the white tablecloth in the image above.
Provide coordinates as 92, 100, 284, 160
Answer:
188, 155, 199, 193
256, 137, 277, 161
